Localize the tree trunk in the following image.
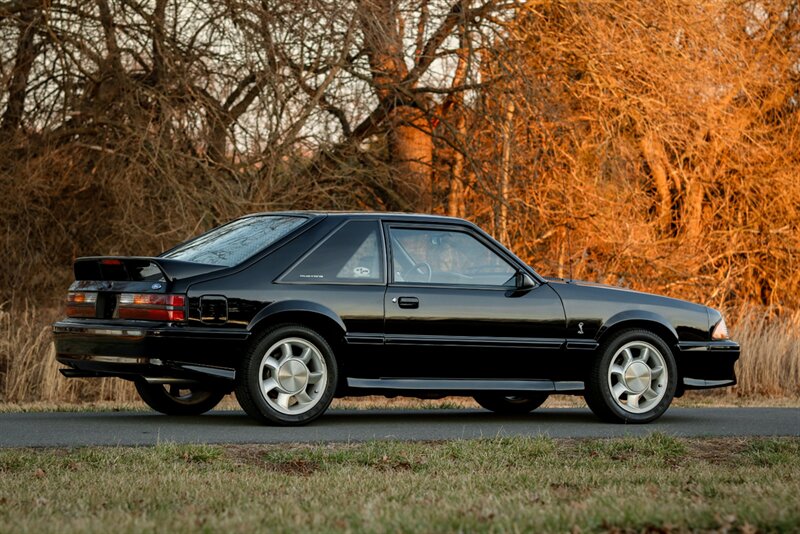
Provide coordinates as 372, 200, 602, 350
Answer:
151, 0, 168, 87
683, 177, 705, 241
1, 6, 39, 136
388, 106, 433, 211
447, 110, 466, 218
360, 0, 433, 211
496, 98, 514, 244
446, 23, 470, 218
640, 131, 674, 235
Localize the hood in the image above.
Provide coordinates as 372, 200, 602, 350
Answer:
543, 276, 708, 310
543, 277, 635, 292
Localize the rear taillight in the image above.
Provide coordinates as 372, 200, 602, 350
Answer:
118, 293, 186, 322
66, 291, 98, 318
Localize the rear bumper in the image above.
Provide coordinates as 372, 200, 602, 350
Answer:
53, 319, 248, 382
676, 340, 740, 390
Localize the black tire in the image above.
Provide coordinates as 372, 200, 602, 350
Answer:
584, 329, 677, 424
234, 324, 338, 426
474, 393, 548, 414
134, 380, 226, 416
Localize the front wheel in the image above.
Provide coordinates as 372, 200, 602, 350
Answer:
474, 393, 548, 414
584, 329, 677, 423
134, 381, 226, 416
235, 324, 337, 426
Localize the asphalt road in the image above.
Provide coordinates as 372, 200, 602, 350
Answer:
0, 407, 797, 447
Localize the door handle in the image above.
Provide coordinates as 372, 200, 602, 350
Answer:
397, 296, 419, 309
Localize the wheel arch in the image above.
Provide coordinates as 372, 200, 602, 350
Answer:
236, 300, 343, 425
248, 300, 347, 348
247, 301, 349, 396
585, 312, 681, 423
596, 311, 679, 349
595, 311, 686, 393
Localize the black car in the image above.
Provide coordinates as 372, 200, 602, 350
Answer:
53, 212, 739, 425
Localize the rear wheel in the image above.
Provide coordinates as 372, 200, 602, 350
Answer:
235, 324, 337, 426
474, 393, 548, 414
584, 329, 677, 423
134, 381, 225, 416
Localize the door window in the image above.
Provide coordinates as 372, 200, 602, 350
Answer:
389, 227, 516, 286
282, 221, 384, 283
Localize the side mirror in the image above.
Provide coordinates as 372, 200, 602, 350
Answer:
515, 271, 536, 291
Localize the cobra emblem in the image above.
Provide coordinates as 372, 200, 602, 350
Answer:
577, 322, 584, 335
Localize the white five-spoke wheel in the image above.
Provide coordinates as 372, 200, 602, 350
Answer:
235, 324, 337, 425
259, 337, 327, 415
607, 341, 667, 413
585, 329, 677, 424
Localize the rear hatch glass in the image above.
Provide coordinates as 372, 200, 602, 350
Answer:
160, 215, 307, 267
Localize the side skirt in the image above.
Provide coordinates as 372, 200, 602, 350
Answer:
346, 377, 584, 394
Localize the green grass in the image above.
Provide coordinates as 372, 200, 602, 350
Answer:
1, 435, 798, 533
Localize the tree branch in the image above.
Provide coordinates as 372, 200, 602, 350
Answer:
403, 0, 498, 87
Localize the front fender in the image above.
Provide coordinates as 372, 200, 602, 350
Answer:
597, 310, 679, 344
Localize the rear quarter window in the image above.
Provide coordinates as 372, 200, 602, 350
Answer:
281, 220, 384, 283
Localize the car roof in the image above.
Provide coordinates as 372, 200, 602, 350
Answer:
235, 210, 543, 282
242, 210, 476, 226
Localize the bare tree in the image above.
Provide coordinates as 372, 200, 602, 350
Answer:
0, 1, 41, 136
0, 0, 798, 313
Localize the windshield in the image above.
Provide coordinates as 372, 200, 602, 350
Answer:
161, 215, 307, 267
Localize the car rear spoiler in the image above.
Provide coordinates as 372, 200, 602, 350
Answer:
73, 256, 225, 283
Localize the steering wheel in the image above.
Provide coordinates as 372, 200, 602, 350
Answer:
405, 262, 432, 283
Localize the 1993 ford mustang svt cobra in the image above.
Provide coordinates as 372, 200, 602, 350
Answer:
53, 212, 739, 425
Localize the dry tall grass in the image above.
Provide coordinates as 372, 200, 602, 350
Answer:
0, 302, 136, 403
1, 301, 796, 404
730, 308, 800, 398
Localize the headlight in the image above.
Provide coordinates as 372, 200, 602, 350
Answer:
711, 316, 730, 340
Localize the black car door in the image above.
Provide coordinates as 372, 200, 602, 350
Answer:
381, 223, 567, 380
